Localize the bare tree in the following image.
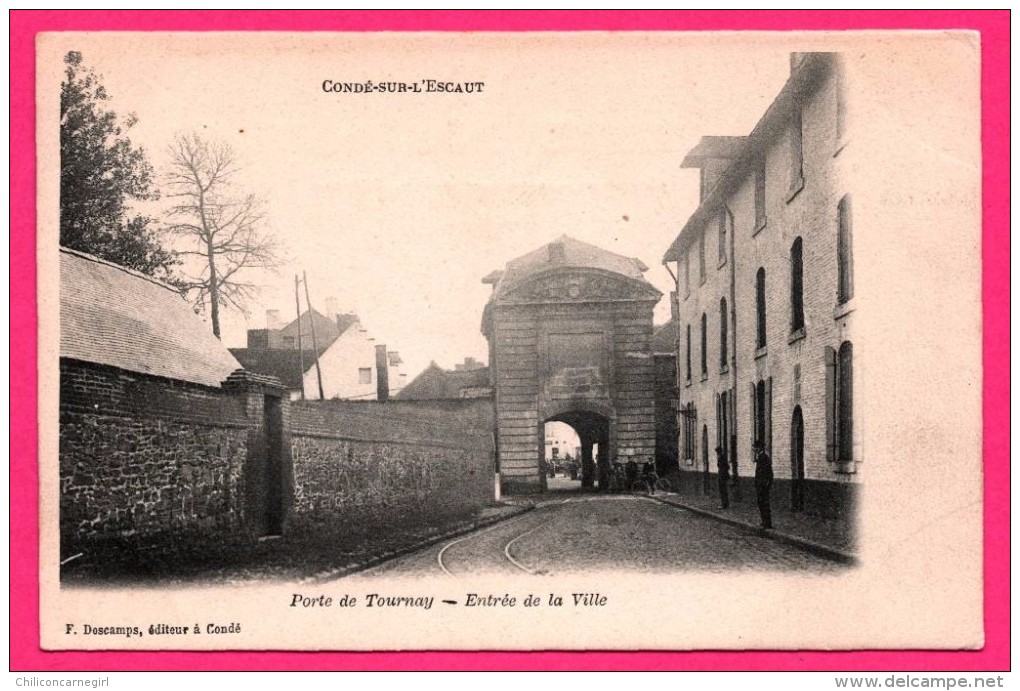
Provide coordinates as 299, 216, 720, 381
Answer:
165, 133, 282, 338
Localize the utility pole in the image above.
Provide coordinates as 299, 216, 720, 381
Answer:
303, 270, 326, 400
294, 274, 306, 400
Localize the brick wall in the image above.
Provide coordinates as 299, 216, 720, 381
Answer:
59, 361, 497, 567
60, 360, 497, 565
59, 359, 249, 557
288, 398, 496, 531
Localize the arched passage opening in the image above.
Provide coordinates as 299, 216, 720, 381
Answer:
542, 409, 612, 492
542, 420, 582, 489
790, 405, 805, 512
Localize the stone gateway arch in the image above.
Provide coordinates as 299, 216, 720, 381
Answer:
481, 236, 662, 494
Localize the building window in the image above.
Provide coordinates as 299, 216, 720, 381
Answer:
754, 159, 767, 229
790, 237, 805, 332
789, 107, 804, 196
685, 324, 692, 383
358, 367, 372, 384
837, 341, 854, 462
700, 312, 707, 378
698, 232, 706, 284
836, 55, 848, 148
756, 267, 767, 349
681, 403, 697, 461
719, 297, 728, 370
838, 194, 854, 304
826, 341, 854, 465
751, 377, 773, 454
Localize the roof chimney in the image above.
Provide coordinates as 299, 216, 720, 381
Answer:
337, 312, 359, 334
324, 296, 338, 319
266, 309, 282, 330
548, 241, 565, 263
375, 344, 390, 402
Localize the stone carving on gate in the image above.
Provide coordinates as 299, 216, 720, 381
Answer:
545, 365, 607, 399
505, 271, 651, 303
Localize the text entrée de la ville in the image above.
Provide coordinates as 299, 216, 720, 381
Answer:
289, 592, 607, 611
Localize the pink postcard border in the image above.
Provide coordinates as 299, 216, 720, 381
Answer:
10, 10, 1009, 672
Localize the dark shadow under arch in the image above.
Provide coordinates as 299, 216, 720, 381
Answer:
542, 404, 613, 491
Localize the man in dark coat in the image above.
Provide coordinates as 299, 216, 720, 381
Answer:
715, 445, 730, 509
625, 459, 638, 489
753, 440, 774, 529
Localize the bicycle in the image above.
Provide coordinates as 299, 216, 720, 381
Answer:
631, 467, 677, 495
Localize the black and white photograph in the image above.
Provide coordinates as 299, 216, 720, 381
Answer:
39, 30, 983, 651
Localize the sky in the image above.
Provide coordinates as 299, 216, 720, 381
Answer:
46, 32, 791, 381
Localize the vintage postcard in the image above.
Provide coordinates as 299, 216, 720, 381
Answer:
37, 30, 983, 651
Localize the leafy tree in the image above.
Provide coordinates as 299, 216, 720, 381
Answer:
165, 133, 282, 338
60, 51, 177, 279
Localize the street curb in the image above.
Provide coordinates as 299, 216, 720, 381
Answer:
304, 503, 536, 583
646, 494, 859, 566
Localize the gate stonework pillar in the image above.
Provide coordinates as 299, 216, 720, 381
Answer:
222, 369, 292, 535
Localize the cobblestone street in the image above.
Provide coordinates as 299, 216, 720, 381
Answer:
343, 492, 845, 579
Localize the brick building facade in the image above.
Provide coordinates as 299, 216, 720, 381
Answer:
662, 53, 859, 518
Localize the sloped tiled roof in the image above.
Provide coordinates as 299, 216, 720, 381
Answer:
277, 308, 342, 348
679, 136, 747, 167
395, 362, 490, 400
490, 235, 650, 299
60, 248, 242, 388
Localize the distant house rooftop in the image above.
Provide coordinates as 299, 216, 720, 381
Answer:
651, 319, 678, 356
277, 308, 344, 347
395, 362, 491, 401
60, 247, 242, 388
228, 346, 330, 390
232, 307, 362, 386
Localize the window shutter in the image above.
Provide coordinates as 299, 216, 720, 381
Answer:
715, 393, 721, 448
825, 346, 837, 462
838, 342, 854, 464
693, 414, 698, 467
729, 388, 738, 474
683, 406, 688, 460
766, 376, 773, 455
749, 382, 757, 449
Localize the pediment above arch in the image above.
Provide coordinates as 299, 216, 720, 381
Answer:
499, 270, 661, 304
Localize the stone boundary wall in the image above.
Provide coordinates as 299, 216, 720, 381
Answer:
59, 359, 249, 557
288, 398, 496, 532
59, 359, 497, 566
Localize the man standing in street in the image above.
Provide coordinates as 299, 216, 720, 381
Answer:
715, 445, 730, 509
753, 440, 774, 529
